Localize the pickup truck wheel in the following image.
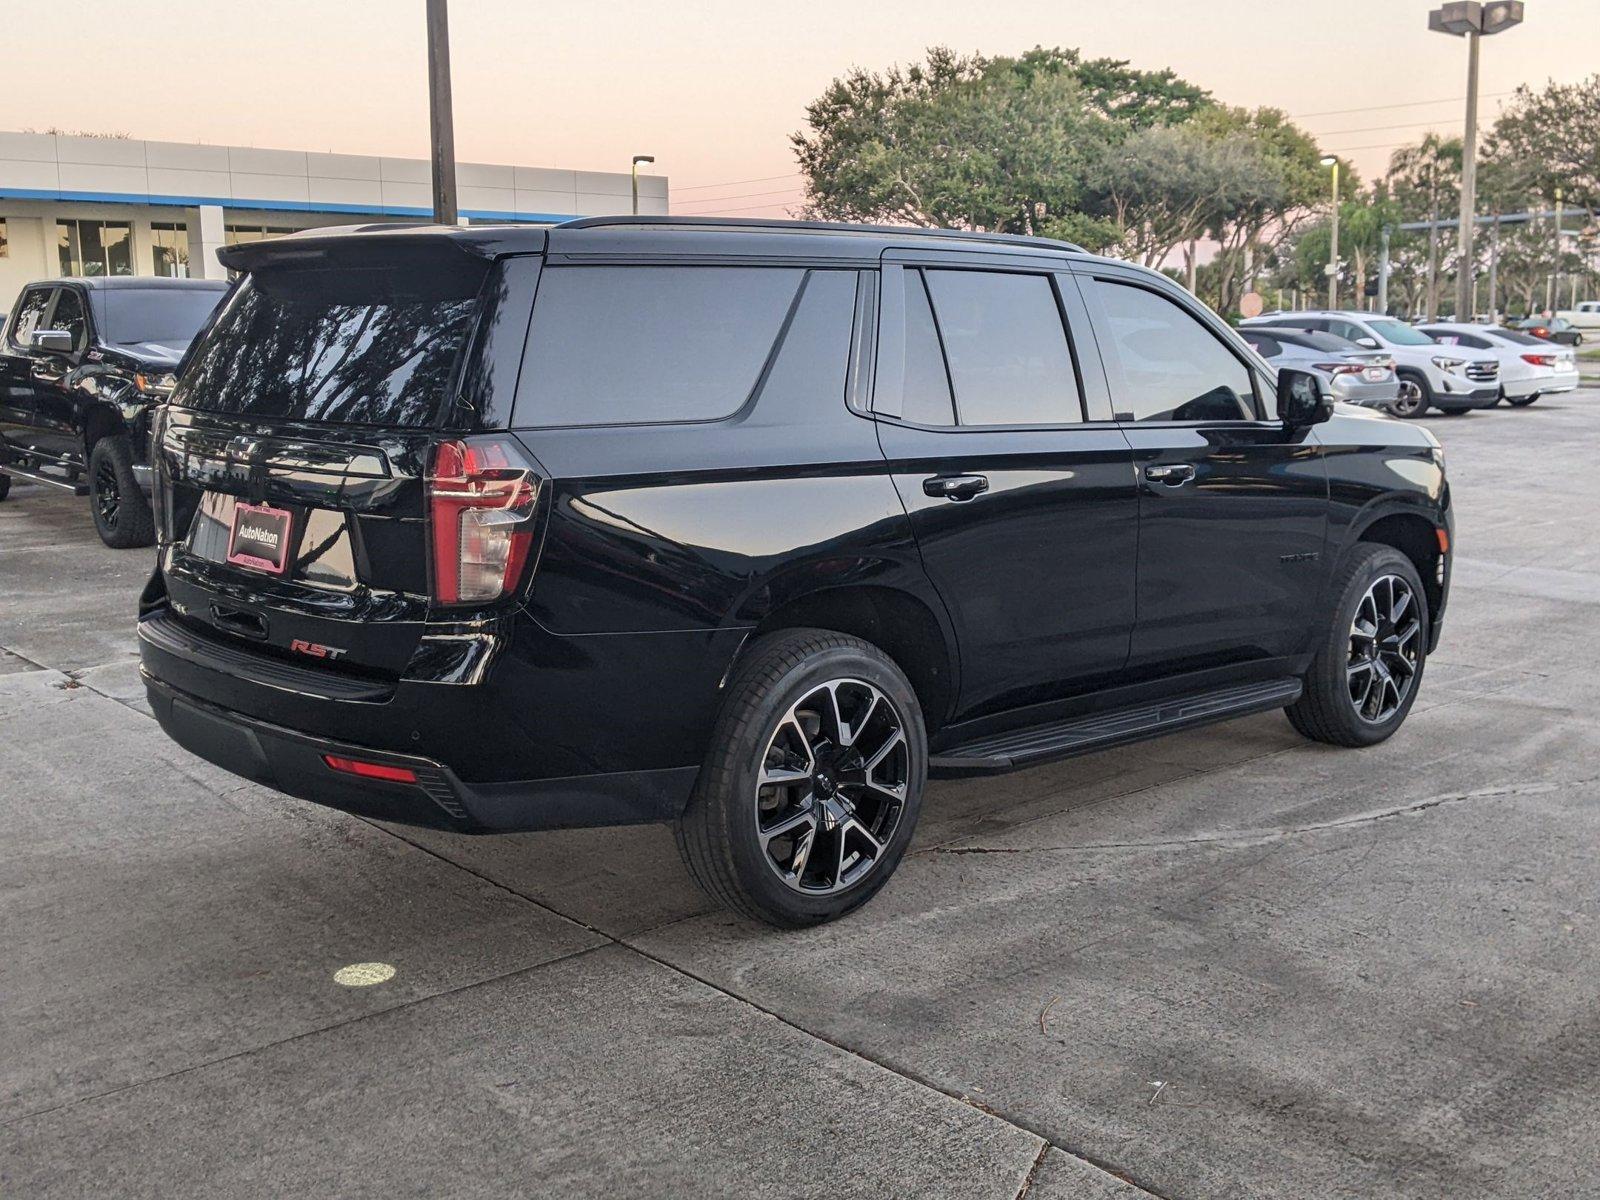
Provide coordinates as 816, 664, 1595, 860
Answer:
1391, 375, 1427, 419
1287, 544, 1428, 748
88, 436, 155, 549
675, 628, 926, 928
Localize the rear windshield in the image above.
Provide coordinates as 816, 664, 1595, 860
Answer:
101, 288, 224, 350
176, 258, 487, 427
1494, 327, 1545, 346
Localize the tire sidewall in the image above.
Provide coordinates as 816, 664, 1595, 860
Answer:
88, 437, 153, 549
1316, 546, 1430, 745
719, 642, 927, 925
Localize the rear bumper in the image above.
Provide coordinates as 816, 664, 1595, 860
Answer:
1330, 377, 1400, 409
144, 672, 699, 833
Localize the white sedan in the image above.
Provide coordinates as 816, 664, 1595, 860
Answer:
1418, 322, 1581, 407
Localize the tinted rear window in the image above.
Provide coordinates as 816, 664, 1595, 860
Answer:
513, 266, 804, 426
176, 258, 487, 427
101, 288, 225, 349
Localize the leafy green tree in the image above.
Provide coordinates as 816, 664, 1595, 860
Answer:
791, 46, 1210, 248
1484, 75, 1600, 216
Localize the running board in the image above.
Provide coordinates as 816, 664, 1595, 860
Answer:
929, 678, 1303, 777
0, 462, 89, 495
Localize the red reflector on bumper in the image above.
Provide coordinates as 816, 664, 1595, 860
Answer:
1436, 528, 1450, 554
323, 755, 418, 784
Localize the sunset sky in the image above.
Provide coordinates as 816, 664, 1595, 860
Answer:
6, 0, 1596, 214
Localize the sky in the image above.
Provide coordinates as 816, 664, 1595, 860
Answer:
5, 0, 1597, 216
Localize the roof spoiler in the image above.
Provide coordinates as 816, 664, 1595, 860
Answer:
217, 223, 547, 272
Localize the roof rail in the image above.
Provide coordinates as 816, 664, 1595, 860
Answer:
557, 214, 1084, 255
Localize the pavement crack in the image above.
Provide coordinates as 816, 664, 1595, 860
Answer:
923, 778, 1594, 857
1013, 1142, 1050, 1199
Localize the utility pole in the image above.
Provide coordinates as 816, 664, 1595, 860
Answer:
631, 155, 656, 216
1321, 156, 1340, 309
1488, 213, 1500, 322
1425, 172, 1442, 320
1429, 3, 1524, 318
1378, 224, 1392, 315
426, 0, 458, 225
1547, 186, 1563, 312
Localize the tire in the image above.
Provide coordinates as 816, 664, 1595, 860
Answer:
88, 436, 155, 549
1392, 372, 1429, 419
0, 472, 10, 501
675, 627, 927, 928
1507, 392, 1539, 407
1286, 543, 1429, 748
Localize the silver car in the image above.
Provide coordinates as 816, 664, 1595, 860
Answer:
1239, 325, 1404, 414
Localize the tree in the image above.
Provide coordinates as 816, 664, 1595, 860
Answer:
1192, 106, 1326, 314
1484, 75, 1600, 216
791, 46, 1211, 248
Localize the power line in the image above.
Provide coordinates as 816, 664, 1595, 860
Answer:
673, 171, 803, 193
675, 185, 807, 209
1311, 117, 1482, 138
678, 199, 805, 216
1289, 90, 1514, 120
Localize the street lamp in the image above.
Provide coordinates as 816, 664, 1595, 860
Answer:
631, 155, 655, 216
1321, 155, 1340, 309
1429, 1, 1525, 318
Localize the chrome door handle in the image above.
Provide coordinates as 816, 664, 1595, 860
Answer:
923, 473, 989, 501
1144, 463, 1196, 486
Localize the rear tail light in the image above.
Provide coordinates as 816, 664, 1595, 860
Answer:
1521, 353, 1558, 367
427, 437, 541, 606
1314, 362, 1364, 376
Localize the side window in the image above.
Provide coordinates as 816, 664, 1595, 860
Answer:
8, 287, 54, 349
514, 266, 805, 426
1326, 319, 1367, 343
49, 288, 88, 353
897, 269, 956, 426
1088, 279, 1255, 423
923, 269, 1081, 425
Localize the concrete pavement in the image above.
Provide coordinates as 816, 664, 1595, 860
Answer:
3, 392, 1598, 1198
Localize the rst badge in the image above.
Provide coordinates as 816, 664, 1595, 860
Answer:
289, 639, 347, 661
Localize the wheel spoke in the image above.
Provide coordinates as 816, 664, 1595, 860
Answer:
760, 764, 810, 788
837, 688, 880, 748
759, 805, 817, 847
862, 728, 905, 775
788, 820, 818, 880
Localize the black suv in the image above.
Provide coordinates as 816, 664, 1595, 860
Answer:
0, 276, 229, 546
137, 219, 1452, 927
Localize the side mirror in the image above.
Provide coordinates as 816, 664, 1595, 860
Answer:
1277, 368, 1333, 427
1355, 336, 1380, 349
31, 329, 74, 354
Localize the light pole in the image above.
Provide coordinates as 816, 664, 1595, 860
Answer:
631, 155, 655, 216
1547, 186, 1563, 312
425, 0, 458, 225
1321, 155, 1340, 309
1429, 2, 1524, 318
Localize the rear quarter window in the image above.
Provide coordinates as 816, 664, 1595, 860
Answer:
512, 266, 805, 427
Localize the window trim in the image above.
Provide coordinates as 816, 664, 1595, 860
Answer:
1076, 270, 1270, 426
869, 261, 1095, 433
44, 284, 93, 355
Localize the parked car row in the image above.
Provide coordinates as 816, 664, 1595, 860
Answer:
1240, 309, 1580, 418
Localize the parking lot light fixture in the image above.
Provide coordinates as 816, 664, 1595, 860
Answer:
631, 155, 656, 216
1321, 155, 1340, 309
1429, 2, 1525, 319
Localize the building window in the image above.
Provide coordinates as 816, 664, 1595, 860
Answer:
151, 222, 190, 278
224, 224, 296, 245
57, 219, 134, 277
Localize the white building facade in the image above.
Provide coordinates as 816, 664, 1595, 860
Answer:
0, 131, 668, 299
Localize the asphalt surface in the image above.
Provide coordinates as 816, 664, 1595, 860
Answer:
3, 394, 1598, 1199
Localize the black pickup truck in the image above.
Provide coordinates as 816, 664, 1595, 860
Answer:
0, 276, 228, 546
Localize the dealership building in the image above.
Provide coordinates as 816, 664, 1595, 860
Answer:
0, 131, 669, 299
